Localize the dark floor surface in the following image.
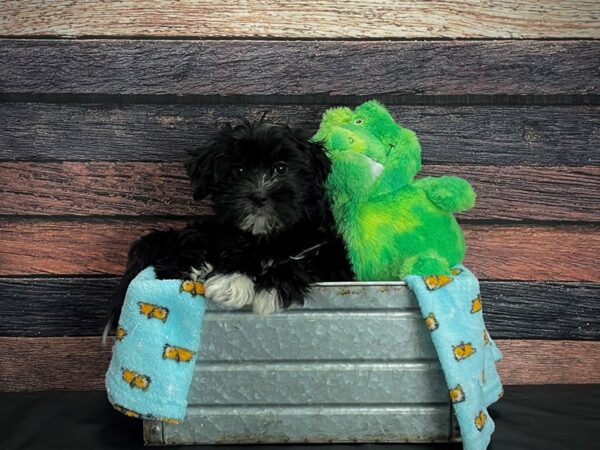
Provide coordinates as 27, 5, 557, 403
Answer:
1, 385, 598, 450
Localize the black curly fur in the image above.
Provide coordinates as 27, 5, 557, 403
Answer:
104, 120, 353, 335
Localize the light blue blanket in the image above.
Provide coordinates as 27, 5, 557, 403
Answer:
404, 265, 503, 450
105, 267, 207, 423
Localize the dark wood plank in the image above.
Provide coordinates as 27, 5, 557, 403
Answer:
1, 163, 598, 221
0, 278, 118, 337
1, 337, 597, 391
1, 221, 598, 282
0, 278, 597, 340
481, 282, 600, 340
1, 40, 598, 96
1, 103, 598, 165
2, 1, 598, 39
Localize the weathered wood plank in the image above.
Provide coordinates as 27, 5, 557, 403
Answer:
1, 337, 597, 391
1, 1, 598, 38
426, 166, 600, 222
0, 278, 597, 340
464, 226, 600, 282
0, 220, 182, 276
1, 40, 598, 96
0, 278, 119, 337
495, 341, 600, 385
0, 162, 211, 217
482, 282, 600, 341
0, 221, 598, 282
0, 337, 112, 391
1, 103, 598, 165
2, 163, 598, 221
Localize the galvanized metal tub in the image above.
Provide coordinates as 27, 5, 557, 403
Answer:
143, 282, 460, 445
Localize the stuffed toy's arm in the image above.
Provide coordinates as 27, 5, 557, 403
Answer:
370, 151, 419, 198
327, 150, 382, 202
413, 176, 476, 213
370, 131, 421, 198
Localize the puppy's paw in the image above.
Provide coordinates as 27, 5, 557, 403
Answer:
253, 289, 281, 316
189, 262, 214, 281
204, 272, 255, 309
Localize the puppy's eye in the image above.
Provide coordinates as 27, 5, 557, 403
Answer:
355, 119, 363, 125
272, 162, 288, 176
233, 166, 244, 176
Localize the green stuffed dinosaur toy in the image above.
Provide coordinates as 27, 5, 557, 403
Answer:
313, 100, 476, 280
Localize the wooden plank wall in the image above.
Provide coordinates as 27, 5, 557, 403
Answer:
0, 1, 599, 391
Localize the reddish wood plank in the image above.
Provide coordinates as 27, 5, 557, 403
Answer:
0, 220, 181, 275
463, 226, 600, 282
424, 166, 600, 222
1, 338, 596, 391
0, 221, 598, 282
465, 226, 600, 281
496, 340, 600, 385
0, 337, 112, 391
0, 162, 208, 217
1, 163, 598, 221
2, 1, 599, 38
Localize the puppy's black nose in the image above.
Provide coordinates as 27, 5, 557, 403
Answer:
249, 192, 267, 206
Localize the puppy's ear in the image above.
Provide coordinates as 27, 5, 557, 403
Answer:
185, 145, 219, 201
305, 140, 332, 183
292, 128, 332, 183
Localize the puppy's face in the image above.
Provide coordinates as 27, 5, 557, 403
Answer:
187, 121, 331, 236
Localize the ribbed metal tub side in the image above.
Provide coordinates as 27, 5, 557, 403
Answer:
144, 283, 458, 445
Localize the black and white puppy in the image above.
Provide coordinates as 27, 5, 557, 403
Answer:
105, 119, 353, 333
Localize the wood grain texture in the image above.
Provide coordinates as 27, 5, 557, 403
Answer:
2, 163, 598, 221
0, 278, 598, 339
0, 337, 112, 391
496, 341, 600, 385
464, 226, 600, 282
0, 278, 118, 337
0, 162, 210, 217
0, 220, 183, 276
481, 282, 600, 341
1, 221, 598, 282
1, 1, 598, 38
1, 337, 597, 391
1, 40, 599, 96
1, 103, 598, 165
425, 165, 600, 222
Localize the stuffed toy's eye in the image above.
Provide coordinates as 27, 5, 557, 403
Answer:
233, 166, 244, 175
272, 162, 288, 176
355, 119, 363, 125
